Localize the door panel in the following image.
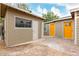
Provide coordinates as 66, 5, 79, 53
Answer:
49, 23, 55, 37
64, 21, 73, 39
32, 20, 38, 40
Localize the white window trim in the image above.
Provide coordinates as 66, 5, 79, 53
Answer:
14, 16, 32, 29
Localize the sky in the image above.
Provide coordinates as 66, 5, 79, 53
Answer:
27, 3, 79, 18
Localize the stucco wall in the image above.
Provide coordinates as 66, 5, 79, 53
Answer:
72, 20, 75, 40
4, 7, 43, 47
38, 21, 42, 38
55, 21, 63, 38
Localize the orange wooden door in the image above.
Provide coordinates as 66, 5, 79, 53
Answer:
49, 23, 55, 37
64, 21, 73, 39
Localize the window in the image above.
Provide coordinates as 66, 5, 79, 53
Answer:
15, 17, 32, 28
25, 21, 32, 27
77, 11, 79, 16
65, 22, 71, 26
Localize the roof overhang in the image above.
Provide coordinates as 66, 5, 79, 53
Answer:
70, 8, 79, 13
0, 3, 7, 18
44, 16, 72, 24
70, 7, 79, 19
0, 3, 45, 20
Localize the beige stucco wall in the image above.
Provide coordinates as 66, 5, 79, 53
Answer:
55, 21, 63, 38
4, 7, 43, 47
38, 21, 42, 38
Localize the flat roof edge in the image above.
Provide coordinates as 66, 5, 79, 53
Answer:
70, 7, 79, 12
44, 16, 72, 23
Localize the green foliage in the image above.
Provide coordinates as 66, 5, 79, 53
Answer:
18, 3, 32, 13
42, 11, 59, 22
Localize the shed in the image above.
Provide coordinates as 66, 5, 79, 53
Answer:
0, 3, 44, 47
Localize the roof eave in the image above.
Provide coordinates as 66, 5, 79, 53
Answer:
1, 3, 45, 20
70, 8, 79, 13
44, 16, 72, 24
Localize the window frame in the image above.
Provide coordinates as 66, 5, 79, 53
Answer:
14, 16, 32, 29
77, 11, 79, 16
64, 21, 72, 26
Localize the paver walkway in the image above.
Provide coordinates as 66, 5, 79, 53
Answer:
0, 40, 70, 56
39, 37, 79, 56
0, 37, 79, 56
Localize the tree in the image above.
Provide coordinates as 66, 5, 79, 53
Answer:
17, 3, 32, 13
6, 3, 32, 13
42, 11, 59, 22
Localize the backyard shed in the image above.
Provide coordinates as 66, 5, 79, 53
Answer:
45, 16, 75, 40
0, 3, 44, 47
